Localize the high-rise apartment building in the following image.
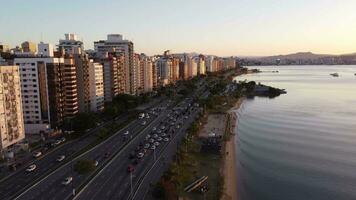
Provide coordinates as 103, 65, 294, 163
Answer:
0, 65, 25, 150
156, 58, 171, 86
58, 33, 84, 55
21, 41, 37, 54
142, 57, 153, 93
197, 55, 206, 75
0, 43, 9, 53
88, 62, 104, 112
98, 52, 126, 102
94, 34, 134, 94
14, 43, 79, 134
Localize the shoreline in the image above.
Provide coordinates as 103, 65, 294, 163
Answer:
221, 97, 244, 200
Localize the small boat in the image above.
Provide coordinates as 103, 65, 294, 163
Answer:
330, 73, 339, 77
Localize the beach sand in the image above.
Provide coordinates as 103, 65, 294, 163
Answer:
221, 98, 244, 200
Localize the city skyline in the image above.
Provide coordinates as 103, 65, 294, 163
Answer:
1, 0, 356, 56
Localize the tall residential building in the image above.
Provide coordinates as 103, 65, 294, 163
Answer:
142, 57, 153, 93
98, 52, 126, 102
197, 55, 206, 75
94, 34, 134, 94
170, 58, 180, 83
134, 53, 143, 94
152, 60, 158, 90
0, 43, 9, 53
156, 58, 171, 86
206, 56, 214, 72
0, 65, 25, 150
187, 56, 198, 78
88, 62, 104, 112
14, 43, 79, 134
21, 41, 37, 53
58, 33, 84, 55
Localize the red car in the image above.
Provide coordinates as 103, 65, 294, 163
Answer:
127, 165, 134, 173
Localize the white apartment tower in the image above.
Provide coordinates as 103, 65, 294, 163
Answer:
88, 62, 104, 112
0, 65, 25, 150
58, 33, 84, 55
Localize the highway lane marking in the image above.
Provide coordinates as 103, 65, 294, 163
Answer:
13, 120, 139, 200
73, 110, 170, 200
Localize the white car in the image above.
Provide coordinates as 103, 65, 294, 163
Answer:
56, 155, 65, 162
150, 145, 156, 150
146, 114, 150, 119
163, 138, 169, 142
141, 121, 147, 126
94, 160, 99, 167
33, 151, 42, 158
137, 152, 144, 159
26, 164, 36, 172
123, 131, 129, 136
138, 113, 145, 119
62, 177, 73, 185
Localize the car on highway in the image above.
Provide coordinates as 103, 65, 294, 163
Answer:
56, 155, 65, 162
94, 160, 99, 167
33, 151, 42, 158
53, 140, 61, 146
127, 165, 134, 173
141, 121, 147, 126
62, 177, 73, 186
123, 131, 129, 136
26, 164, 36, 172
129, 152, 136, 159
138, 113, 145, 119
137, 152, 144, 159
104, 152, 110, 158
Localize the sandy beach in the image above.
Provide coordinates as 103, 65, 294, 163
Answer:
221, 98, 244, 200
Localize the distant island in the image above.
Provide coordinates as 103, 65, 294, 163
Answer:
237, 52, 356, 66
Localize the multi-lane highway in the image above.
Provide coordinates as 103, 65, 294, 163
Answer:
74, 98, 202, 200
14, 100, 172, 200
0, 113, 131, 200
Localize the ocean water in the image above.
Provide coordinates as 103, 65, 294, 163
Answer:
234, 66, 356, 200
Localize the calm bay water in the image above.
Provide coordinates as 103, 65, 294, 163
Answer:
234, 65, 356, 200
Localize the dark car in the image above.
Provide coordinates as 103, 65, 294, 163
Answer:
104, 152, 110, 158
128, 152, 136, 159
127, 165, 134, 173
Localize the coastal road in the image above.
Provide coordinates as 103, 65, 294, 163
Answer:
14, 100, 172, 200
74, 98, 201, 200
0, 114, 131, 200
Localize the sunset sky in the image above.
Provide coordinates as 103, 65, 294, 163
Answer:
1, 0, 356, 56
